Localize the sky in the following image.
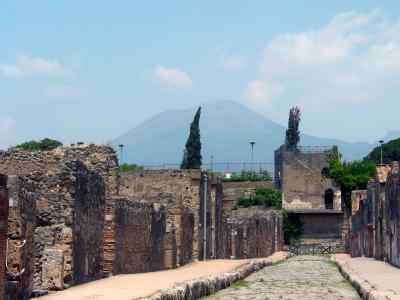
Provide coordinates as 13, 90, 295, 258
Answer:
1, 1, 400, 149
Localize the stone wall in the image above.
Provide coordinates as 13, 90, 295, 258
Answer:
274, 145, 341, 211
115, 197, 166, 273
222, 181, 274, 212
220, 208, 283, 259
6, 175, 36, 299
349, 163, 400, 268
299, 213, 343, 239
0, 145, 119, 274
119, 170, 219, 261
0, 174, 8, 300
0, 145, 113, 298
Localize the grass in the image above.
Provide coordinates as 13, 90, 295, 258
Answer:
269, 259, 285, 267
232, 278, 251, 288
324, 256, 338, 269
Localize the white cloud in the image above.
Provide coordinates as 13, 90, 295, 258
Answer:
242, 80, 284, 112
218, 53, 248, 71
151, 65, 194, 90
243, 8, 400, 113
0, 53, 63, 79
44, 84, 87, 100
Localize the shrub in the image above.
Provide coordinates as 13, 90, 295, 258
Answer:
16, 138, 62, 151
236, 188, 282, 209
119, 163, 145, 171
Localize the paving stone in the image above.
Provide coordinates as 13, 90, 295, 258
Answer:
206, 255, 360, 300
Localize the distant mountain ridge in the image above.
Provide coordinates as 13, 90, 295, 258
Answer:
113, 100, 398, 167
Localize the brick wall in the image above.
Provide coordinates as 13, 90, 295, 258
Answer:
0, 174, 8, 300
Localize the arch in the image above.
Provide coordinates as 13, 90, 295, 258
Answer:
321, 167, 330, 178
324, 189, 334, 209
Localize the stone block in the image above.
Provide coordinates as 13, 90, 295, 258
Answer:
41, 248, 64, 290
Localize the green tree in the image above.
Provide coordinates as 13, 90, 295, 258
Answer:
329, 159, 375, 208
180, 107, 202, 169
16, 138, 62, 151
363, 138, 400, 164
285, 106, 301, 151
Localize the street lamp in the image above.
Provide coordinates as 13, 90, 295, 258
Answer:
210, 155, 213, 172
250, 141, 255, 178
118, 144, 124, 165
379, 140, 384, 164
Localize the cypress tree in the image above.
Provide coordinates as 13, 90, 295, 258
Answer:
285, 106, 301, 151
181, 107, 202, 169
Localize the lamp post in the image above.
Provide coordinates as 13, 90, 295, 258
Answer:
379, 140, 384, 164
210, 155, 213, 172
118, 144, 124, 165
250, 141, 255, 178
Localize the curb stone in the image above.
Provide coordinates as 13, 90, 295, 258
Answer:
330, 256, 400, 300
140, 253, 290, 300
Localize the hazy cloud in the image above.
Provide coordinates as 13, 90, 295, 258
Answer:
218, 53, 248, 71
243, 8, 400, 113
151, 65, 194, 90
242, 80, 284, 113
44, 84, 87, 100
0, 53, 63, 79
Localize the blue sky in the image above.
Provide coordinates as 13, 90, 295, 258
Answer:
1, 1, 400, 149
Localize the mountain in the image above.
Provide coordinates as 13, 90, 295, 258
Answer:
113, 100, 379, 170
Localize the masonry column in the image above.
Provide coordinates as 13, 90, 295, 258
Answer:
0, 174, 9, 300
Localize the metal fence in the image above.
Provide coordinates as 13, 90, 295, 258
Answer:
137, 162, 275, 179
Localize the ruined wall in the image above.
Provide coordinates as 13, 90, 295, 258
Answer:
115, 197, 166, 274
350, 163, 400, 268
221, 208, 283, 259
0, 145, 119, 274
274, 145, 341, 211
119, 170, 219, 262
2, 149, 109, 298
0, 175, 8, 300
6, 176, 36, 299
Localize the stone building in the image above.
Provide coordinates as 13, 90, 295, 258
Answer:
274, 145, 343, 240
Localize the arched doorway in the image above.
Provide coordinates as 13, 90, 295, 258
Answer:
324, 189, 334, 209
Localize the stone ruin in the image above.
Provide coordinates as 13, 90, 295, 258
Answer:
349, 162, 400, 268
274, 145, 344, 242
0, 144, 283, 299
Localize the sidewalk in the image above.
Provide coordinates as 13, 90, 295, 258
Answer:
39, 252, 287, 300
332, 254, 400, 300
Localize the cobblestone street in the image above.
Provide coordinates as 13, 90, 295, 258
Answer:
206, 255, 360, 300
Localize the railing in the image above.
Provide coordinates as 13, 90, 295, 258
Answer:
297, 146, 335, 154
283, 203, 340, 211
285, 242, 347, 256
134, 162, 275, 179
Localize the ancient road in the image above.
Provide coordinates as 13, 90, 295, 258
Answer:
206, 255, 360, 300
